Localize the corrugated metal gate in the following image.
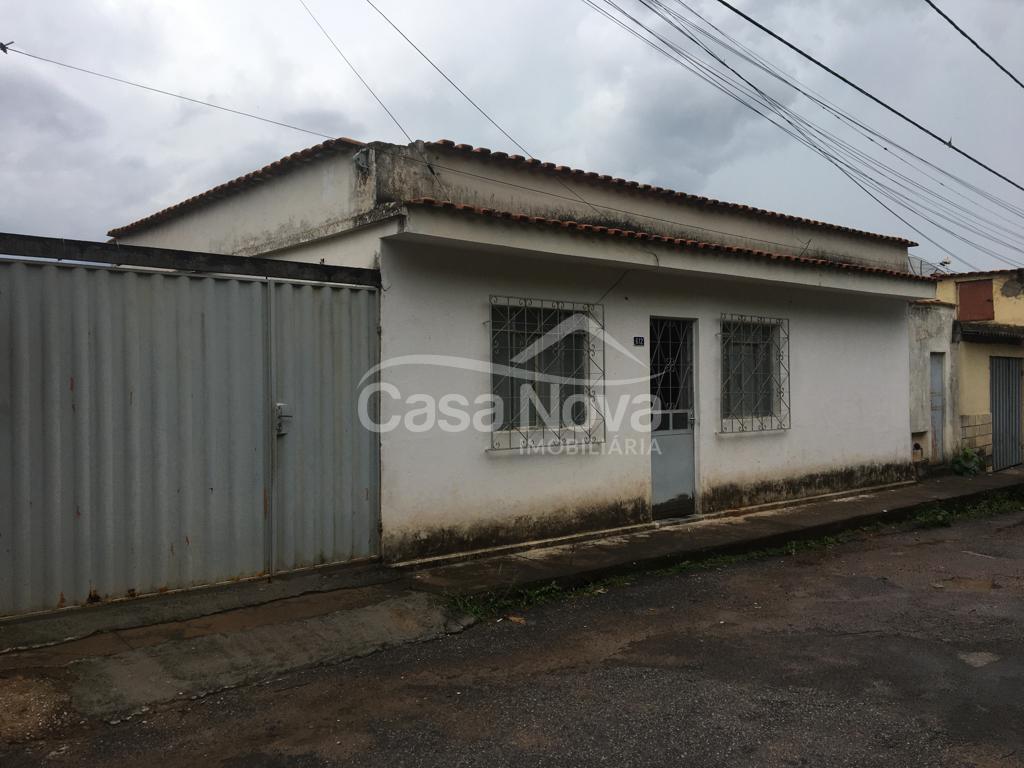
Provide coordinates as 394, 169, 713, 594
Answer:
990, 356, 1022, 471
0, 257, 379, 617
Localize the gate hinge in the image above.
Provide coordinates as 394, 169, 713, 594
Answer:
275, 402, 293, 436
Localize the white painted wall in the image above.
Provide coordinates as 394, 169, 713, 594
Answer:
378, 239, 912, 559
116, 148, 372, 257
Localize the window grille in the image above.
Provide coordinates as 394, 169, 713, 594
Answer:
720, 314, 790, 433
490, 296, 605, 450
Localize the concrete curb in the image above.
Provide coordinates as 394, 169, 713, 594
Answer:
418, 480, 1024, 598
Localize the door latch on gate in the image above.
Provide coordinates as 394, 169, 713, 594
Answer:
275, 402, 293, 436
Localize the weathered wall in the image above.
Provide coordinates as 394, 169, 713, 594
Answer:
908, 302, 958, 462
115, 146, 378, 261
959, 341, 1024, 415
115, 139, 914, 276
937, 272, 1024, 323
373, 143, 913, 272
376, 240, 913, 561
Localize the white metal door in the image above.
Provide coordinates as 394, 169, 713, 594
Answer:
649, 317, 696, 518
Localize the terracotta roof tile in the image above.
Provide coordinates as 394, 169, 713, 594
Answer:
937, 268, 1024, 279
404, 197, 934, 283
107, 137, 365, 238
427, 139, 918, 247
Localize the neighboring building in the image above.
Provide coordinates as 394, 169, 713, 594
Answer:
934, 270, 1024, 471
108, 137, 934, 562
908, 298, 959, 466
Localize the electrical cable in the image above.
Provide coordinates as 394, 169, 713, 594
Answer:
922, 0, 1024, 92
1, 34, 957, 272
711, 0, 1024, 195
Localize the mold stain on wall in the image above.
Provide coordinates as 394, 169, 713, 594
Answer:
701, 461, 916, 513
384, 496, 651, 562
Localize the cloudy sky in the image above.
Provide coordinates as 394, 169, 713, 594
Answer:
2, 0, 1023, 271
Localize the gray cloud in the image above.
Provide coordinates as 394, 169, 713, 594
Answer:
1, 0, 1022, 268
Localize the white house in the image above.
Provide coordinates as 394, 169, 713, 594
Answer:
109, 137, 935, 562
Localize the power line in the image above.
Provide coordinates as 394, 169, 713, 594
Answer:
584, 0, 1000, 269
711, 0, 1024, 195
294, 0, 452, 200
359, 0, 605, 216
666, 0, 1024, 227
613, 0, 1022, 267
295, 0, 413, 144
5, 47, 334, 140
362, 0, 527, 157
2, 30, 955, 272
649, 0, 1024, 252
922, 0, 1024, 91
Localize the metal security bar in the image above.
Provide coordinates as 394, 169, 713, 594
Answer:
720, 313, 790, 433
650, 318, 695, 432
490, 296, 605, 450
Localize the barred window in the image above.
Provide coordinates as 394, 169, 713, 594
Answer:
490, 296, 605, 450
720, 314, 790, 432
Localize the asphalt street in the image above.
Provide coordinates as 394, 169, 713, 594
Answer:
3, 511, 1023, 767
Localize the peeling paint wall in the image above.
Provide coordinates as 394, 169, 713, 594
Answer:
117, 146, 377, 261
119, 140, 913, 276
375, 143, 912, 272
377, 240, 913, 560
908, 302, 958, 463
937, 272, 1024, 324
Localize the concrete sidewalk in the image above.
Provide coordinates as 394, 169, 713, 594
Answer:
2, 468, 1023, 719
409, 468, 1024, 595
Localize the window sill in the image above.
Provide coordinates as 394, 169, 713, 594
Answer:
716, 426, 790, 437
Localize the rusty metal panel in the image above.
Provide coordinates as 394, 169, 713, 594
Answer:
270, 281, 380, 571
991, 356, 1022, 471
0, 261, 269, 616
958, 279, 994, 321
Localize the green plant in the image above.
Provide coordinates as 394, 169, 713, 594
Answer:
951, 446, 985, 476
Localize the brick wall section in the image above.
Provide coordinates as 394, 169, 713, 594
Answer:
961, 413, 993, 464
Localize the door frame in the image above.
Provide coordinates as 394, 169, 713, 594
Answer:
648, 315, 700, 518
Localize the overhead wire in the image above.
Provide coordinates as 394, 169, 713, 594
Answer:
2, 31, 953, 273
358, 0, 607, 217
645, 0, 1024, 260
293, 0, 452, 200
663, 0, 1024, 233
922, 0, 1024, 92
597, 0, 1024, 268
710, 0, 1024, 196
583, 0, 991, 269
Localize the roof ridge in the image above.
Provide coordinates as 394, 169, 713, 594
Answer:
426, 139, 918, 248
404, 197, 933, 283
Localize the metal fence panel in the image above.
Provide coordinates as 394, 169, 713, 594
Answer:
991, 356, 1022, 471
271, 282, 380, 571
1, 262, 269, 616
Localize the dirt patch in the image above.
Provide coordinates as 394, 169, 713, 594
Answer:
0, 676, 71, 743
931, 576, 1000, 592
